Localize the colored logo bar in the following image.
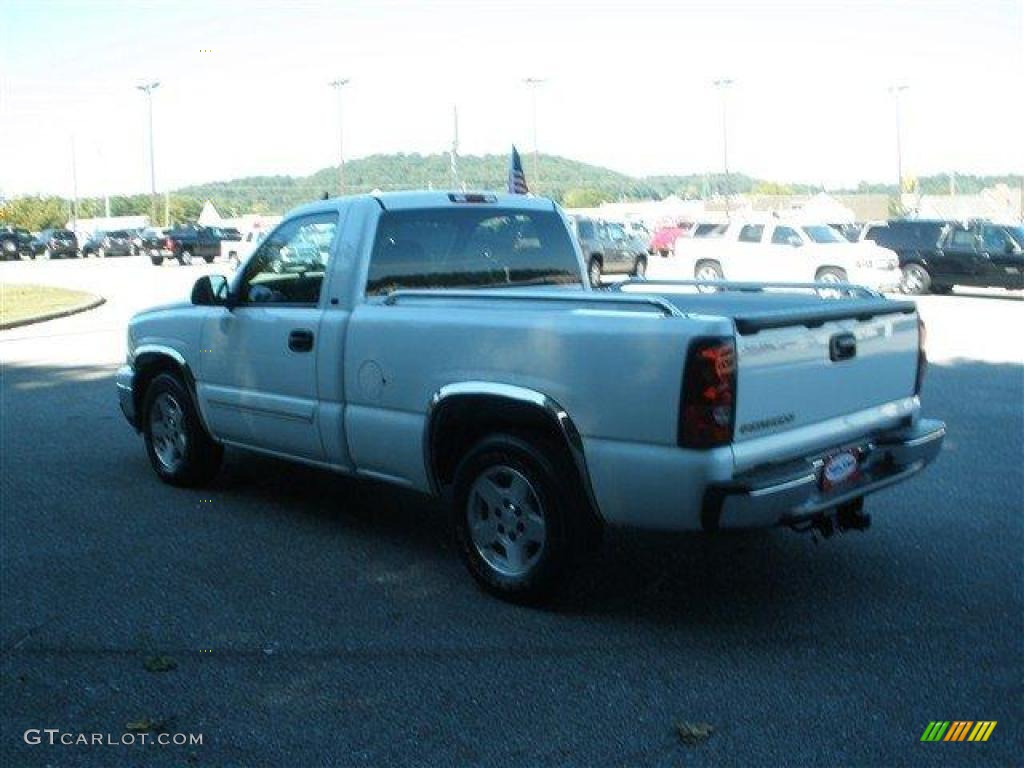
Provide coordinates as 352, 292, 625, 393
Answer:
920, 721, 997, 742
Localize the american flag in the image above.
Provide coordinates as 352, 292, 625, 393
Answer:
508, 145, 529, 195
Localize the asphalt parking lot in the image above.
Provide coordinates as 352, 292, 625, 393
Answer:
1, 256, 1022, 766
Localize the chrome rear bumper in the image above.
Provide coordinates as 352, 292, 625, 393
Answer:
703, 419, 946, 530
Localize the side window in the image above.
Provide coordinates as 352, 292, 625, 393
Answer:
948, 227, 976, 250
237, 212, 338, 306
606, 222, 626, 241
738, 224, 764, 243
981, 225, 1008, 252
577, 220, 595, 240
771, 226, 800, 245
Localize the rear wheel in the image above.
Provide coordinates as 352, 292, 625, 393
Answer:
633, 255, 647, 278
203, 254, 215, 264
451, 433, 596, 603
901, 263, 931, 295
588, 258, 602, 288
179, 250, 194, 266
142, 373, 223, 487
97, 247, 106, 259
150, 255, 164, 266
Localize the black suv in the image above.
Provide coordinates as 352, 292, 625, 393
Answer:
1, 225, 35, 261
32, 228, 79, 259
866, 219, 1024, 294
81, 230, 134, 258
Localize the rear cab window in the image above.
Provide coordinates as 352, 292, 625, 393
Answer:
366, 207, 582, 296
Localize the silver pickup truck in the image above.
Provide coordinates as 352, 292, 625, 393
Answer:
116, 192, 945, 602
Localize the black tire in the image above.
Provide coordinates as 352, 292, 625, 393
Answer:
203, 254, 215, 264
451, 432, 597, 603
588, 258, 602, 288
694, 260, 724, 292
142, 373, 223, 487
816, 267, 848, 283
150, 255, 164, 266
901, 263, 931, 295
633, 255, 647, 278
179, 250, 194, 266
97, 247, 106, 259
658, 248, 670, 258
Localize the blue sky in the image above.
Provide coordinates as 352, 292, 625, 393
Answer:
1, 0, 1021, 198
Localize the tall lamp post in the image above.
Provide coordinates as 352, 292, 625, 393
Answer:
136, 80, 160, 224
523, 77, 545, 190
328, 78, 350, 196
889, 84, 908, 201
712, 78, 734, 218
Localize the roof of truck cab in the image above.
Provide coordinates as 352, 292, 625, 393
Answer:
286, 191, 558, 218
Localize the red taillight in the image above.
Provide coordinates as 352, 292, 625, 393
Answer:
679, 337, 736, 448
165, 237, 175, 248
915, 316, 927, 394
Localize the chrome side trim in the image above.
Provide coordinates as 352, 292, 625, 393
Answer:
423, 381, 602, 519
383, 289, 679, 317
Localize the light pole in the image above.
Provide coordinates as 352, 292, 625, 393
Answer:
889, 84, 908, 200
523, 77, 545, 190
329, 78, 350, 196
712, 78, 733, 218
136, 80, 160, 224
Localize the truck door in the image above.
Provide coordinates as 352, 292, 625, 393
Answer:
196, 211, 340, 460
728, 223, 766, 280
978, 224, 1022, 288
936, 224, 979, 284
767, 224, 808, 281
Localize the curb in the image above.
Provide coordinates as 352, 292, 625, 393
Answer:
0, 295, 106, 331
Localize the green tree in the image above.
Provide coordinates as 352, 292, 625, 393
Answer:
561, 187, 605, 208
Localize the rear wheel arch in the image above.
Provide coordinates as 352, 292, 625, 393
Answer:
424, 386, 603, 534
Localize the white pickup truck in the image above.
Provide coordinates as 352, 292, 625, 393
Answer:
116, 192, 944, 601
653, 220, 901, 292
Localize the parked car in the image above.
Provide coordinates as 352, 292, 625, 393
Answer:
136, 227, 167, 258
652, 219, 901, 292
864, 219, 1024, 294
81, 230, 133, 258
116, 191, 944, 602
31, 228, 80, 259
152, 225, 223, 266
568, 215, 647, 285
650, 222, 694, 257
1, 225, 38, 260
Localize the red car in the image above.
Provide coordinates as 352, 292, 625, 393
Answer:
650, 222, 693, 257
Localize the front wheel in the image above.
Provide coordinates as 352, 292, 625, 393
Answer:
179, 250, 193, 266
142, 373, 223, 487
451, 433, 595, 603
901, 263, 931, 295
588, 258, 602, 288
97, 247, 106, 259
150, 255, 164, 266
203, 254, 215, 264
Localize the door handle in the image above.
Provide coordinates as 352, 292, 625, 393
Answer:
288, 328, 314, 353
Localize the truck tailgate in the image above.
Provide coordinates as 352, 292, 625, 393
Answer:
733, 304, 919, 443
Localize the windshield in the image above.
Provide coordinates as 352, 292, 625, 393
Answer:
367, 208, 583, 295
802, 225, 845, 243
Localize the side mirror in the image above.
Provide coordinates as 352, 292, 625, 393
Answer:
191, 274, 230, 306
